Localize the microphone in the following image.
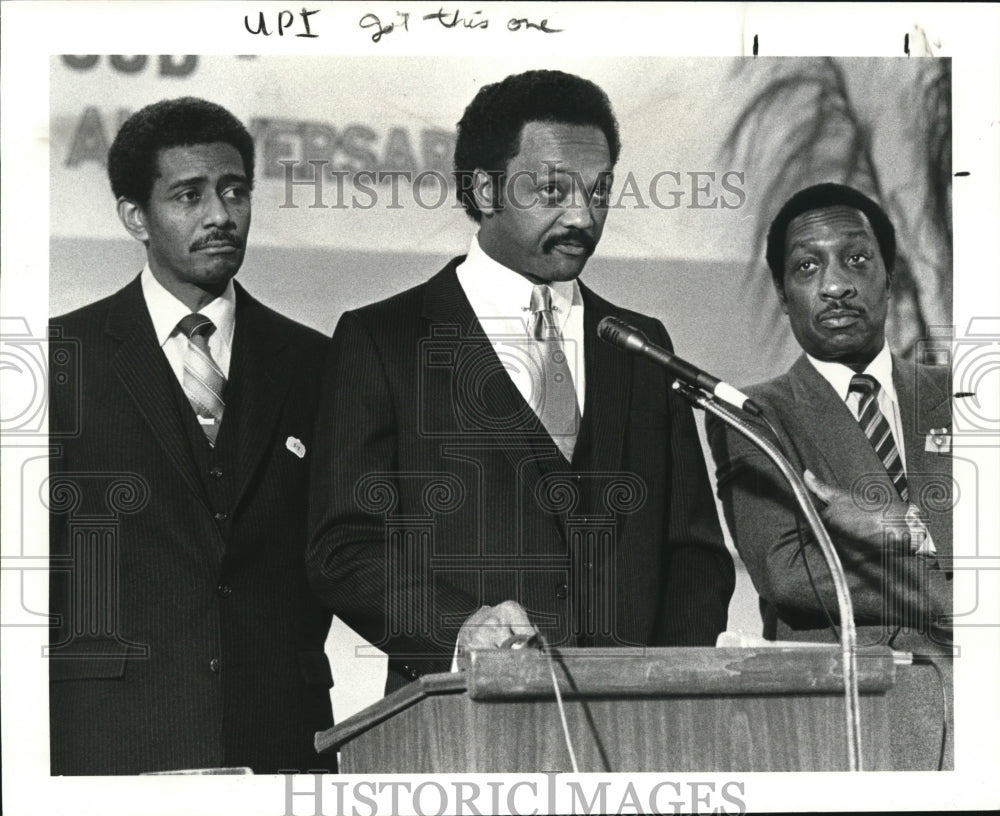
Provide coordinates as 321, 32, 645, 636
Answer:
598, 316, 762, 416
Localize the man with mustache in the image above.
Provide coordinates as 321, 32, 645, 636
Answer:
308, 70, 735, 694
48, 97, 335, 774
706, 183, 953, 768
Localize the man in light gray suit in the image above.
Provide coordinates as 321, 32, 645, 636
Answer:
707, 183, 953, 770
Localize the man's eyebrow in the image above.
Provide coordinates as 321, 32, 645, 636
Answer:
535, 169, 615, 191
166, 173, 249, 191
787, 230, 874, 252
166, 175, 207, 191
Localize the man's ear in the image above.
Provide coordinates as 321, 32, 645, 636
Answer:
773, 277, 789, 314
117, 198, 149, 244
471, 168, 499, 218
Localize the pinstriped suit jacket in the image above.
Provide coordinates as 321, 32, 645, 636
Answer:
307, 259, 735, 694
49, 276, 335, 775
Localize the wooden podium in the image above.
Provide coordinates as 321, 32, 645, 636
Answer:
317, 646, 907, 772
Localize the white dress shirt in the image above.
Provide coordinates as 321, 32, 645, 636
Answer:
806, 343, 934, 555
455, 235, 586, 414
140, 265, 236, 384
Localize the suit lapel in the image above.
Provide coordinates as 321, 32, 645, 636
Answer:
894, 354, 950, 477
107, 277, 209, 508
420, 265, 635, 541
785, 352, 954, 552
785, 355, 891, 491
421, 261, 558, 482
894, 356, 952, 557
578, 284, 630, 477
229, 285, 294, 512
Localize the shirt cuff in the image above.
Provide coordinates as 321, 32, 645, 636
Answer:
904, 503, 937, 557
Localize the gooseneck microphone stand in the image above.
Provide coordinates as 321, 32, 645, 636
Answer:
673, 380, 863, 772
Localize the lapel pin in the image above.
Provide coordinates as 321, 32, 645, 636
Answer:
925, 427, 950, 454
286, 436, 306, 458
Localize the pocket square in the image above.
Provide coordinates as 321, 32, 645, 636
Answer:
286, 436, 306, 458
925, 427, 950, 454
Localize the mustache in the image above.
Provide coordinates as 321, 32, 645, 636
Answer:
189, 231, 244, 252
542, 229, 596, 256
818, 301, 864, 317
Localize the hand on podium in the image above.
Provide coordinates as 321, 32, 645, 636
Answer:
457, 600, 537, 652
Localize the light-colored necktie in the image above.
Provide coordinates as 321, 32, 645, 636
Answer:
849, 373, 908, 502
177, 313, 226, 446
529, 284, 580, 462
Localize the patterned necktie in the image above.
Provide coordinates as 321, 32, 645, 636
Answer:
849, 373, 908, 501
529, 284, 580, 462
177, 313, 226, 446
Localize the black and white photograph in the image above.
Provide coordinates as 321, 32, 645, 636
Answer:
2, 2, 999, 814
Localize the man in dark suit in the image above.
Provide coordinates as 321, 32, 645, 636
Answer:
707, 183, 953, 768
308, 70, 735, 694
48, 97, 334, 775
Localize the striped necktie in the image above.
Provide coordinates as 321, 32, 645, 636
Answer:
849, 373, 908, 501
177, 313, 226, 446
529, 284, 580, 462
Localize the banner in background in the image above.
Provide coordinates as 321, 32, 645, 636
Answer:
50, 54, 935, 264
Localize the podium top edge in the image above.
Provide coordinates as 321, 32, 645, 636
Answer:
316, 672, 465, 754
316, 645, 898, 752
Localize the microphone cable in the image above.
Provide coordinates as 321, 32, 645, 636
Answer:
899, 650, 950, 772
925, 654, 950, 771
538, 633, 581, 773
503, 632, 580, 772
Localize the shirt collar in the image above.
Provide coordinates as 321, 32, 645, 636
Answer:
806, 343, 895, 402
140, 265, 237, 350
460, 235, 580, 323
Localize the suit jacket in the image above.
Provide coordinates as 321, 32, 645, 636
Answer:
48, 276, 335, 775
706, 353, 952, 649
308, 259, 735, 694
706, 353, 953, 769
